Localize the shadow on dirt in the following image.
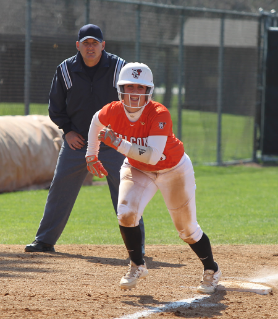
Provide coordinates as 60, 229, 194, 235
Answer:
0, 251, 186, 278
0, 251, 61, 278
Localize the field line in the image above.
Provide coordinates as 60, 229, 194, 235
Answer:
114, 295, 210, 319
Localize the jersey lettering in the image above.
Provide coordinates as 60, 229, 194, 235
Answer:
114, 133, 148, 147
143, 137, 148, 146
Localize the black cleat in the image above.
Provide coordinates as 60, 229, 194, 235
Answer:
25, 240, 55, 252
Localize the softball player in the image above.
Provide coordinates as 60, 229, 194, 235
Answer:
86, 62, 221, 293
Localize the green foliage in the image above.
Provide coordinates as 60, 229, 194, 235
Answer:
0, 165, 277, 245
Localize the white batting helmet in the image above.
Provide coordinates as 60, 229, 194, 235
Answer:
117, 62, 154, 109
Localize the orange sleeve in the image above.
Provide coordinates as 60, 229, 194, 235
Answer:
148, 110, 172, 136
98, 103, 112, 127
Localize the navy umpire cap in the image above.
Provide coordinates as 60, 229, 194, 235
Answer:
78, 24, 103, 43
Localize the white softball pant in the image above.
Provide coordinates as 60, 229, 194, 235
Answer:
117, 153, 203, 244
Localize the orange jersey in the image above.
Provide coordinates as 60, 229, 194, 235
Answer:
98, 100, 184, 171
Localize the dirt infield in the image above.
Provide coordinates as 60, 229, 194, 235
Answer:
1, 244, 278, 318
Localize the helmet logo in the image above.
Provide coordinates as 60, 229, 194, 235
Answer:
132, 69, 142, 79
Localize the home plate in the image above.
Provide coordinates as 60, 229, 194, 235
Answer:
217, 281, 272, 295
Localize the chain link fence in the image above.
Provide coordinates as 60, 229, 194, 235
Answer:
0, 0, 276, 164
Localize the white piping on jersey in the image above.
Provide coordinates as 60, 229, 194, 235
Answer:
113, 57, 125, 88
60, 60, 72, 90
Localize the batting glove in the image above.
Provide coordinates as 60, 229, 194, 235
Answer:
98, 125, 122, 150
86, 155, 108, 178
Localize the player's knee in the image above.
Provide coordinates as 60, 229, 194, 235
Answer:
117, 204, 139, 227
178, 226, 203, 244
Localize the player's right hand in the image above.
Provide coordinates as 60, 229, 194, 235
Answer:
86, 155, 108, 178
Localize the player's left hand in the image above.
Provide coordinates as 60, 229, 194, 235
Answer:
86, 155, 108, 178
98, 125, 122, 150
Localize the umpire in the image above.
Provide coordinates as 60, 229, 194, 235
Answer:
25, 24, 145, 253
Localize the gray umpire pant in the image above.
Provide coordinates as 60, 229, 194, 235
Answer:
35, 139, 145, 252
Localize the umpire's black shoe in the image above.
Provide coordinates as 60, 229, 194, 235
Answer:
25, 240, 55, 252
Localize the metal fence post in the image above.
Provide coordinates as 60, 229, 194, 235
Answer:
216, 15, 225, 165
259, 14, 271, 161
177, 13, 185, 141
253, 10, 264, 163
135, 5, 141, 62
84, 0, 90, 24
24, 0, 31, 115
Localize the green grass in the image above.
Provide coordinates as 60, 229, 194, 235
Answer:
0, 103, 48, 116
0, 101, 254, 164
0, 165, 277, 245
195, 165, 278, 244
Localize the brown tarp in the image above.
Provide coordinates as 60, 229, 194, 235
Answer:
0, 115, 63, 192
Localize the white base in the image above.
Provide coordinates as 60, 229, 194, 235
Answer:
217, 281, 272, 295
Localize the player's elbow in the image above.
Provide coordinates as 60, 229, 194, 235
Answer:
148, 149, 163, 165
